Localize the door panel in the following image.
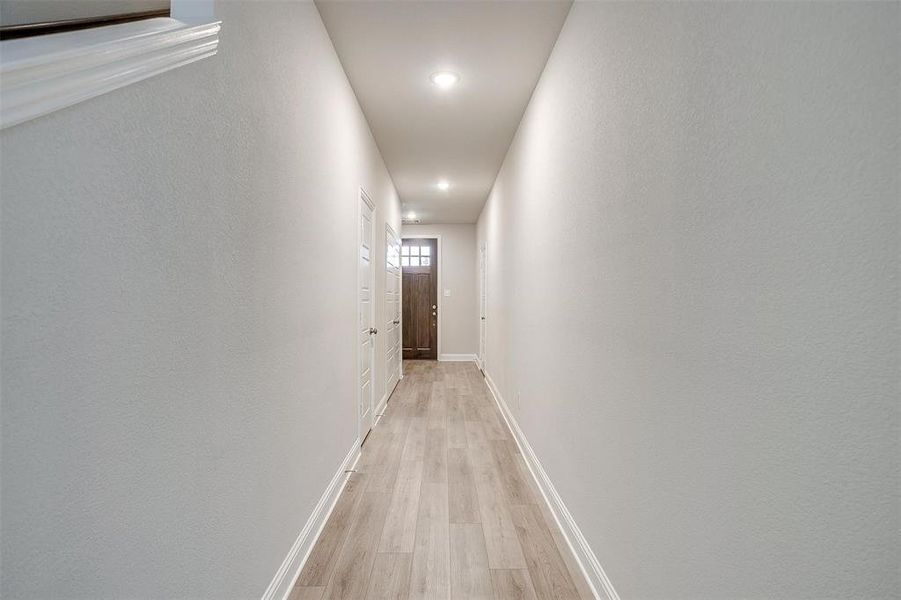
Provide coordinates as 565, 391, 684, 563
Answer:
413, 274, 431, 350
385, 225, 401, 394
358, 191, 376, 440
402, 274, 413, 352
479, 243, 486, 373
401, 238, 438, 360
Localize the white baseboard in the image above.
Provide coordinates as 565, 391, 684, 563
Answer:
378, 377, 403, 419
374, 390, 389, 421
438, 353, 477, 362
261, 440, 361, 600
483, 372, 620, 600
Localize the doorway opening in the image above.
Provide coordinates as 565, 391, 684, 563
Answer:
401, 237, 438, 360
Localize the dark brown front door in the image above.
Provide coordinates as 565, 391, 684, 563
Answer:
402, 238, 437, 360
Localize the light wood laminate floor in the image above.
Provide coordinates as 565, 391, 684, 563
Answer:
290, 360, 594, 600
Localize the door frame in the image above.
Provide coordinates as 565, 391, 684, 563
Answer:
402, 234, 442, 359
356, 186, 376, 446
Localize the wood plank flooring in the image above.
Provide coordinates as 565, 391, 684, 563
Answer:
290, 361, 593, 600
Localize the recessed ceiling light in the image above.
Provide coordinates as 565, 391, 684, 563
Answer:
407, 211, 417, 219
436, 180, 450, 191
430, 71, 459, 89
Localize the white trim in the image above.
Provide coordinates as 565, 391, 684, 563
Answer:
374, 390, 389, 422
375, 377, 402, 426
483, 371, 621, 600
0, 17, 220, 129
260, 440, 361, 600
438, 353, 477, 362
402, 234, 442, 358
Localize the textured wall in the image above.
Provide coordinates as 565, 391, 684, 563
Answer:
478, 2, 899, 598
402, 224, 478, 357
0, 2, 400, 598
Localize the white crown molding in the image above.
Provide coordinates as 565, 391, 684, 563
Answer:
260, 440, 361, 600
483, 370, 621, 600
0, 16, 220, 129
438, 353, 477, 362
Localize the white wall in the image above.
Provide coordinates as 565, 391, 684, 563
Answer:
402, 224, 478, 358
0, 2, 401, 598
478, 2, 899, 599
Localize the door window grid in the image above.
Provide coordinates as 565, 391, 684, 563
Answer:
401, 243, 431, 267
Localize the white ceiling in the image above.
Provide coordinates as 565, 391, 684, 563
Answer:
316, 1, 572, 224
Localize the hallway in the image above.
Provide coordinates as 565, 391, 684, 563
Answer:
291, 361, 592, 600
1, 1, 898, 598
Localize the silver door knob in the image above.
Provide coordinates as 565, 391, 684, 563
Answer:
369, 327, 378, 335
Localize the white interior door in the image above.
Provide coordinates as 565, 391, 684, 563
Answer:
385, 224, 402, 394
479, 243, 487, 373
358, 190, 376, 441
